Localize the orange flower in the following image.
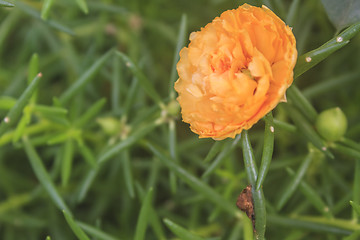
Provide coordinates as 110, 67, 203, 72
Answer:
175, 4, 297, 140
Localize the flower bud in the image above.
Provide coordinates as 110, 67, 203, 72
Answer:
166, 99, 180, 116
316, 107, 347, 142
97, 117, 120, 136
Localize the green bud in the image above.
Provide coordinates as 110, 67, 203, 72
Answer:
316, 107, 347, 142
97, 117, 120, 135
166, 99, 180, 116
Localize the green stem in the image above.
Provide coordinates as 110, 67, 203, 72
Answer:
276, 151, 314, 211
241, 131, 266, 240
268, 215, 356, 235
0, 73, 42, 136
353, 160, 360, 222
169, 14, 187, 99
256, 113, 275, 190
287, 85, 318, 122
241, 131, 257, 186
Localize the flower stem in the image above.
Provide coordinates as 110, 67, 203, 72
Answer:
241, 131, 266, 240
256, 112, 275, 190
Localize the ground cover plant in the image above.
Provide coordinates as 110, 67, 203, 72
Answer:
1, 0, 360, 239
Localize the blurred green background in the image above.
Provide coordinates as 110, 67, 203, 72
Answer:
1, 0, 360, 239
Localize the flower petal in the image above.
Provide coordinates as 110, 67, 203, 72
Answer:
175, 4, 297, 140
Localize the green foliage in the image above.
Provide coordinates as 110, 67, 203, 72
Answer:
0, 73, 42, 136
75, 0, 88, 14
41, 0, 54, 20
321, 0, 360, 32
0, 0, 14, 8
1, 0, 360, 239
134, 188, 153, 240
63, 210, 90, 240
164, 218, 206, 240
